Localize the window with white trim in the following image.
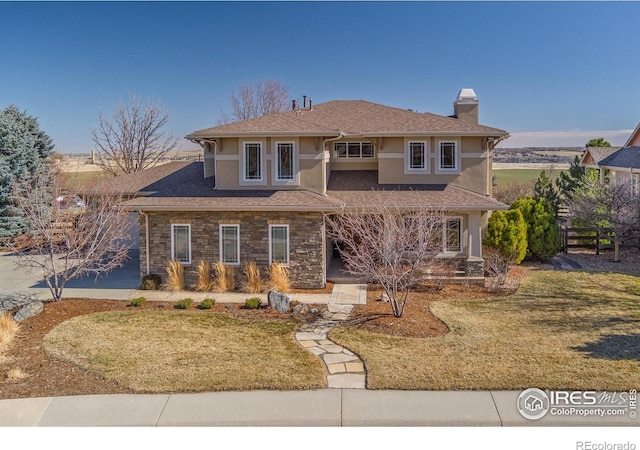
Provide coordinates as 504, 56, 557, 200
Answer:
444, 218, 462, 253
171, 224, 191, 264
243, 142, 262, 180
406, 141, 428, 172
632, 173, 639, 195
276, 142, 294, 181
269, 225, 289, 265
219, 224, 240, 265
438, 141, 458, 171
333, 142, 374, 158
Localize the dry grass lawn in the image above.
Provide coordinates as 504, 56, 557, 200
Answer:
330, 270, 640, 391
43, 310, 326, 392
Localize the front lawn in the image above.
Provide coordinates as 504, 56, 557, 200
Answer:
329, 270, 640, 390
43, 310, 326, 392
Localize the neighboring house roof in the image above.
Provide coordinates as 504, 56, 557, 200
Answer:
598, 146, 640, 170
186, 100, 508, 139
326, 170, 508, 211
580, 147, 621, 167
624, 122, 640, 147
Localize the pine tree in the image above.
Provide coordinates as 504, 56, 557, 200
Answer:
484, 209, 528, 264
534, 169, 560, 214
511, 197, 561, 260
0, 105, 54, 237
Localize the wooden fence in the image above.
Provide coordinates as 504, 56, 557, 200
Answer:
561, 226, 640, 254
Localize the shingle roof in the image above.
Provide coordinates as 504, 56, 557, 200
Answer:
85, 161, 194, 196
111, 162, 342, 211
583, 147, 621, 165
598, 146, 640, 170
187, 100, 507, 139
326, 170, 508, 211
100, 163, 506, 212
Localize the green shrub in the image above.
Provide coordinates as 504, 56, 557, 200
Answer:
140, 274, 161, 290
484, 209, 528, 264
129, 297, 146, 307
244, 297, 262, 309
198, 298, 215, 309
511, 197, 561, 260
175, 298, 193, 310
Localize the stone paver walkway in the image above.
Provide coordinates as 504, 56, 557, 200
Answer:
295, 284, 367, 389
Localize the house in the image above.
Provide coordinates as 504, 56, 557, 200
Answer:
580, 123, 640, 189
107, 89, 509, 289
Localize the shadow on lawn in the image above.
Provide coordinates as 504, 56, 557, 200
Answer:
572, 334, 640, 362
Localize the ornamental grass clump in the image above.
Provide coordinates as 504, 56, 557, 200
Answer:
267, 262, 290, 293
242, 261, 263, 293
0, 312, 19, 362
166, 260, 185, 292
195, 260, 214, 292
212, 261, 235, 292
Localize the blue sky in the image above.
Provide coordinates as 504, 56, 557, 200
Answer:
1, 1, 639, 152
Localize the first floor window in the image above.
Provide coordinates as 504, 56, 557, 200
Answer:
171, 224, 191, 264
408, 141, 426, 170
633, 173, 639, 195
444, 218, 461, 253
439, 141, 457, 170
220, 225, 240, 265
269, 225, 289, 265
276, 142, 294, 180
244, 142, 262, 180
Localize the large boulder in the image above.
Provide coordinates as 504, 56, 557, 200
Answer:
267, 290, 291, 313
13, 300, 44, 322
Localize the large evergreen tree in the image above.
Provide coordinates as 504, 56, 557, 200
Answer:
0, 105, 54, 237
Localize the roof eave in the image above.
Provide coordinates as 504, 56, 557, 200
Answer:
360, 131, 509, 138
123, 204, 341, 213
186, 131, 341, 140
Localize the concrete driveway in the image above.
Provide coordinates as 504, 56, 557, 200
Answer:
0, 250, 140, 300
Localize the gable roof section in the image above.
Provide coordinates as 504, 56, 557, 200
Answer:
598, 147, 640, 170
580, 147, 621, 167
187, 100, 508, 139
326, 170, 508, 211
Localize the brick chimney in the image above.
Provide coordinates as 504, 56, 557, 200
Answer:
453, 88, 479, 124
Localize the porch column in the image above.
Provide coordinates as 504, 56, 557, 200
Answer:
467, 212, 483, 259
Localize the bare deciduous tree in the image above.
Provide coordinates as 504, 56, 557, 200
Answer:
91, 94, 178, 176
325, 199, 446, 318
5, 168, 132, 301
570, 178, 640, 262
221, 80, 289, 123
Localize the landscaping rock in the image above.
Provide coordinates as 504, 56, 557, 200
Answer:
292, 304, 304, 314
13, 300, 44, 322
0, 294, 39, 313
267, 290, 291, 313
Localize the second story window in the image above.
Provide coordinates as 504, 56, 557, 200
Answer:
276, 142, 294, 181
438, 141, 458, 171
244, 142, 262, 181
334, 142, 374, 159
407, 141, 428, 171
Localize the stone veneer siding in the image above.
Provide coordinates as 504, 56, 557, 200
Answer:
139, 211, 325, 289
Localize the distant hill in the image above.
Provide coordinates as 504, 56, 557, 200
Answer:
494, 147, 584, 164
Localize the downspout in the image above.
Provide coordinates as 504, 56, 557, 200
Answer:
139, 210, 150, 276
321, 132, 345, 196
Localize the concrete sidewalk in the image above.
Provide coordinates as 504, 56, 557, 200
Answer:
1, 390, 637, 426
